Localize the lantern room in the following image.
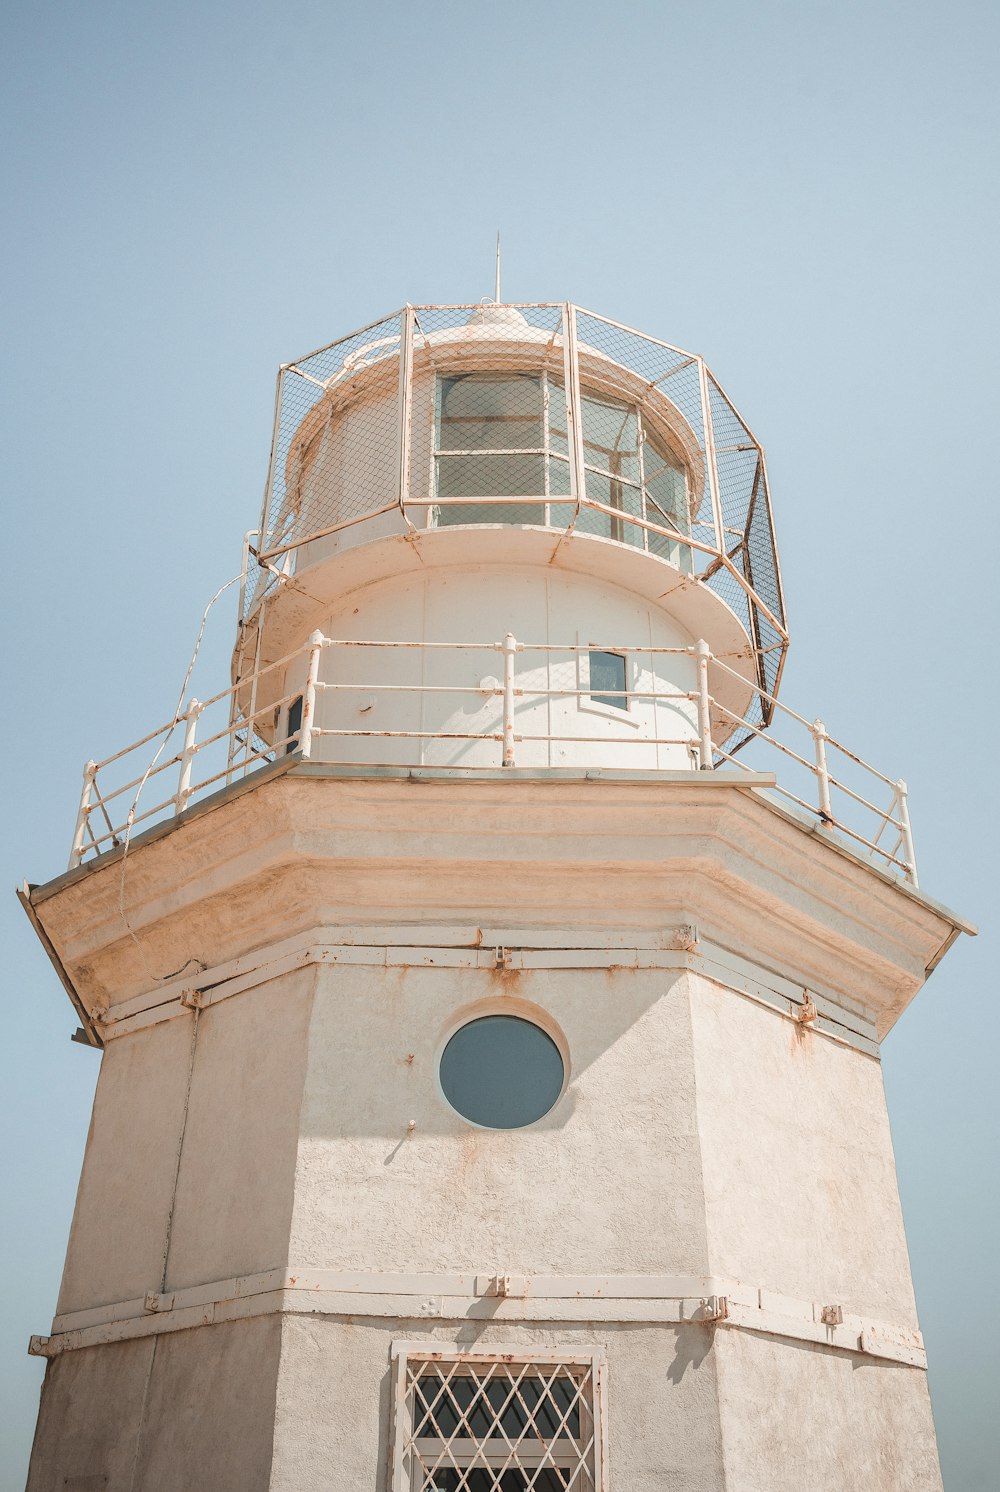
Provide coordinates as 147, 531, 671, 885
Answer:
233, 302, 788, 776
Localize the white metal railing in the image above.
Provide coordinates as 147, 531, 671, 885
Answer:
68, 633, 918, 886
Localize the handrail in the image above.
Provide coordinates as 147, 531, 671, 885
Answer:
68, 633, 917, 886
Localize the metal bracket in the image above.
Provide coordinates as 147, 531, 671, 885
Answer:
698, 1295, 729, 1323
820, 1303, 844, 1326
180, 988, 205, 1011
489, 1273, 528, 1298
494, 947, 512, 971
796, 993, 818, 1025
667, 924, 699, 952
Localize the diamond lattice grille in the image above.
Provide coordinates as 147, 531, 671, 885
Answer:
394, 1353, 604, 1491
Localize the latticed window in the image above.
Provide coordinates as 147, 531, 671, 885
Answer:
389, 1347, 606, 1491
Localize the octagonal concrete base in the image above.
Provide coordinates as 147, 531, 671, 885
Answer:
24, 767, 961, 1490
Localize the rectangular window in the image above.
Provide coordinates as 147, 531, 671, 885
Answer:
434, 372, 567, 528
589, 651, 628, 711
390, 1348, 605, 1491
285, 695, 303, 754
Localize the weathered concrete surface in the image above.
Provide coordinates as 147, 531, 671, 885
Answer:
162, 972, 314, 1294
290, 964, 709, 1276
56, 1016, 195, 1314
26, 1316, 281, 1492
269, 1316, 727, 1492
31, 774, 962, 1034
55, 968, 315, 1317
691, 971, 918, 1324
714, 1328, 944, 1492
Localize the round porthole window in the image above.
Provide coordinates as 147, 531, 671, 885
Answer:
439, 1014, 565, 1130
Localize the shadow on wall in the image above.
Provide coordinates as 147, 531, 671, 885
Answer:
667, 1325, 715, 1384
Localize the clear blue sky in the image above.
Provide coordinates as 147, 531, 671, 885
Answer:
1, 1, 996, 1487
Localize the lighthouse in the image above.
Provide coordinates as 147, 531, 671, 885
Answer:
22, 300, 971, 1491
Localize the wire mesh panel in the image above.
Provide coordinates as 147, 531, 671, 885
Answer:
244, 302, 789, 732
406, 303, 567, 531
251, 310, 406, 611
391, 1350, 605, 1492
572, 309, 710, 565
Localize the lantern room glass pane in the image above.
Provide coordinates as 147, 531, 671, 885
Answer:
430, 369, 691, 565
439, 374, 543, 451
581, 391, 640, 482
436, 452, 546, 498
435, 373, 548, 525
549, 453, 571, 496
644, 442, 689, 535
439, 1015, 564, 1129
584, 468, 644, 547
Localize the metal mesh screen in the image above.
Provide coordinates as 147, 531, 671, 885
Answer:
245, 302, 788, 730
573, 309, 712, 562
393, 1352, 603, 1491
408, 303, 566, 530
251, 310, 405, 610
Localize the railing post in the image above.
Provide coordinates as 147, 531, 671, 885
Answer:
812, 718, 834, 823
68, 760, 97, 871
397, 305, 416, 531
896, 778, 919, 887
175, 699, 202, 814
694, 639, 713, 769
299, 630, 325, 760
501, 632, 517, 767
564, 306, 586, 539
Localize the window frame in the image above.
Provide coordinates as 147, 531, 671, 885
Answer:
284, 695, 303, 755
388, 1342, 608, 1492
428, 369, 689, 563
437, 1012, 567, 1132
431, 370, 570, 523
587, 650, 630, 714
575, 639, 641, 729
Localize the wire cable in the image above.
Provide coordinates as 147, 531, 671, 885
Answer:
117, 573, 243, 985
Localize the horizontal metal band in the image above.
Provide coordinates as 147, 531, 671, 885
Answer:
93, 923, 879, 1056
31, 1268, 924, 1368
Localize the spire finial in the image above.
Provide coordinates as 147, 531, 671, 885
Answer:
495, 231, 501, 304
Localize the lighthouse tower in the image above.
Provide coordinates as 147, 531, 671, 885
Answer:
23, 301, 971, 1491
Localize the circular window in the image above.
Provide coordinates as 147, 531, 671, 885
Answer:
439, 1014, 565, 1130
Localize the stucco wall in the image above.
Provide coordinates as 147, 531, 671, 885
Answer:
163, 971, 314, 1292
690, 972, 918, 1324
289, 963, 710, 1277
56, 968, 316, 1315
270, 1315, 727, 1492
27, 1316, 282, 1492
56, 1015, 196, 1314
27, 762, 959, 1492
714, 1327, 943, 1491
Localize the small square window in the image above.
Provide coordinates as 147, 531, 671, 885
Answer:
589, 651, 628, 711
390, 1347, 606, 1491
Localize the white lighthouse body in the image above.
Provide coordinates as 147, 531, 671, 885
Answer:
22, 302, 971, 1492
